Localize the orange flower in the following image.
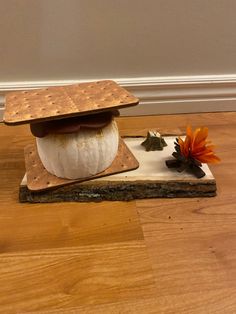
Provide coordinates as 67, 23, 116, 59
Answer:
178, 126, 220, 164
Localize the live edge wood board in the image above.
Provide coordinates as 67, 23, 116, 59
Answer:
19, 137, 216, 203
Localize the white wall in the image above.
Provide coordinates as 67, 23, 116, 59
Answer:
1, 0, 236, 116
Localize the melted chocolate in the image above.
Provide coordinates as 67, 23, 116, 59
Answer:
30, 110, 119, 138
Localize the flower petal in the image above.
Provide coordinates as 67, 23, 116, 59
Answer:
196, 153, 221, 163
195, 127, 208, 145
177, 126, 220, 164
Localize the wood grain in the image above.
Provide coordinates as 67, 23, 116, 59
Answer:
0, 241, 154, 313
0, 112, 236, 313
32, 290, 236, 314
0, 202, 143, 253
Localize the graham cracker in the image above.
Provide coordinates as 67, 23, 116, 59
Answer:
4, 80, 139, 125
24, 138, 139, 191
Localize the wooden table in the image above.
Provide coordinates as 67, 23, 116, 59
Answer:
0, 112, 235, 313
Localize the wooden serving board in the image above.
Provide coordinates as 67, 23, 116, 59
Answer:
19, 137, 216, 202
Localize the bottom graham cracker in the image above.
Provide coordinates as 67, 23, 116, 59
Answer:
24, 138, 139, 191
20, 137, 217, 203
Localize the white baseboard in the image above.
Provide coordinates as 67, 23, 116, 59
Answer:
1, 75, 236, 120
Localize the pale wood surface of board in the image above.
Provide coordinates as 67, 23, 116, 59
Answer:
0, 112, 236, 313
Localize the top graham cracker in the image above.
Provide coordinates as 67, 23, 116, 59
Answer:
3, 80, 139, 125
